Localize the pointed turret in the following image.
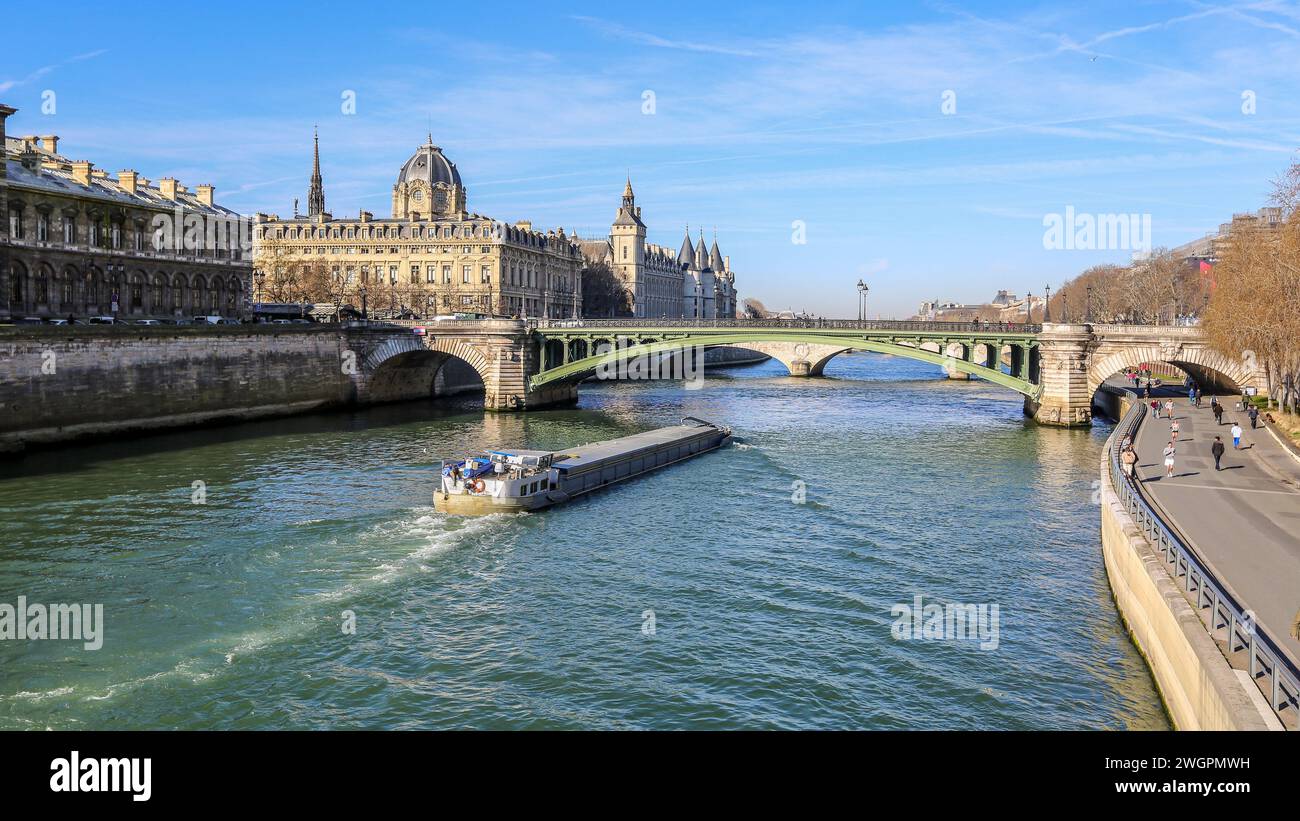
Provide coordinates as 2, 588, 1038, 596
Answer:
677, 226, 696, 267
695, 230, 710, 271
709, 231, 724, 273
307, 126, 326, 218
622, 176, 635, 209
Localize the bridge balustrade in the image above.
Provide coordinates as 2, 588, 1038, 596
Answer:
530, 318, 1043, 334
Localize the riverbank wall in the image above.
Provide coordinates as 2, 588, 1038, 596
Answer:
1098, 392, 1276, 730
0, 325, 358, 454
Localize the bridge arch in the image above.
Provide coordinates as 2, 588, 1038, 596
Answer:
1086, 343, 1252, 398
360, 334, 491, 404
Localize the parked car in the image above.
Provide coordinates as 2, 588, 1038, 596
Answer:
135, 319, 162, 326
87, 316, 118, 325
15, 316, 45, 325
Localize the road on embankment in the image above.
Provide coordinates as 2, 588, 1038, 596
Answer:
1122, 380, 1300, 665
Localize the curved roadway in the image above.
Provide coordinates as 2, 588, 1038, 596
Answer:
1117, 378, 1300, 665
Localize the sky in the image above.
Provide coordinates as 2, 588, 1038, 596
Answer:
2, 1, 1299, 318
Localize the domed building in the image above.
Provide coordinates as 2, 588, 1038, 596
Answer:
254, 133, 583, 320
391, 137, 466, 220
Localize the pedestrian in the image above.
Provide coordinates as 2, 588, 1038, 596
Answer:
1211, 436, 1225, 471
1194, 388, 1202, 408
1248, 405, 1259, 429
1121, 446, 1137, 481
1163, 399, 1174, 419
1231, 423, 1243, 450
1150, 399, 1159, 418
1143, 385, 1150, 399
1188, 385, 1196, 405
1170, 419, 1180, 443
1163, 441, 1176, 477
1213, 402, 1223, 425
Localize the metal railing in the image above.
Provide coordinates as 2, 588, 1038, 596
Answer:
1108, 391, 1299, 728
529, 318, 1043, 334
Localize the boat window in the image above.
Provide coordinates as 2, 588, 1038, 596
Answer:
531, 481, 539, 494
519, 483, 528, 496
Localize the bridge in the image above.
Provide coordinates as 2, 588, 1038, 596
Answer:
343, 318, 1262, 427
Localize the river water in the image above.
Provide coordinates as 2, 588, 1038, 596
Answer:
0, 353, 1167, 729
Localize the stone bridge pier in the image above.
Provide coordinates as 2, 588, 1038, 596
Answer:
1028, 323, 1261, 427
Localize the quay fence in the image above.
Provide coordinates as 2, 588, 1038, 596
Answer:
1109, 389, 1300, 728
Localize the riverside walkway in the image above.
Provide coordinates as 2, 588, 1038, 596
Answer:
1128, 383, 1300, 666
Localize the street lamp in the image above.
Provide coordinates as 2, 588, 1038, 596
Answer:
856, 279, 869, 321
1085, 285, 1093, 323
1043, 283, 1052, 322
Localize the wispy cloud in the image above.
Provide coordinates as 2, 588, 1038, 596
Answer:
0, 49, 107, 94
571, 15, 763, 57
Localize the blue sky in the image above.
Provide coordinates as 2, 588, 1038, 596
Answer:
3, 1, 1298, 317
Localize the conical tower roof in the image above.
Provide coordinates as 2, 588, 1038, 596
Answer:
677, 226, 696, 266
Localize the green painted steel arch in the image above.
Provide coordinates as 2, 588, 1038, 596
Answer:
530, 332, 1041, 399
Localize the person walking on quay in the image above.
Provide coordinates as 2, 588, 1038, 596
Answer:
1121, 446, 1138, 482
1248, 404, 1259, 429
1163, 399, 1175, 419
1149, 399, 1159, 418
1170, 419, 1180, 443
1211, 436, 1225, 471
1194, 387, 1202, 408
1188, 385, 1196, 406
1163, 441, 1176, 478
1213, 401, 1224, 425
1231, 422, 1243, 450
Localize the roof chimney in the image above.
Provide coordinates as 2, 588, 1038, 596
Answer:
39, 135, 58, 154
118, 169, 139, 195
71, 160, 93, 186
195, 184, 214, 206
159, 177, 178, 200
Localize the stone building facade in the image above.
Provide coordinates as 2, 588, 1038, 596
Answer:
578, 179, 737, 319
254, 134, 582, 320
1, 103, 251, 322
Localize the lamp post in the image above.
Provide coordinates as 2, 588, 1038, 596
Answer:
1043, 283, 1052, 322
1026, 290, 1034, 324
1085, 285, 1093, 323
856, 279, 868, 321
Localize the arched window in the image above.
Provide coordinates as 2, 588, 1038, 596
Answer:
85, 266, 100, 310
190, 275, 206, 314
171, 275, 185, 312
36, 265, 51, 305
151, 275, 165, 311
10, 261, 26, 308
128, 273, 143, 313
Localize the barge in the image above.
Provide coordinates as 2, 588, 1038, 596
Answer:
434, 417, 732, 515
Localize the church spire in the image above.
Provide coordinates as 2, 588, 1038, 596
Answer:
622, 175, 635, 208
307, 126, 326, 218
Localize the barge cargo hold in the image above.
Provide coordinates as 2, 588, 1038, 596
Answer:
434, 417, 732, 515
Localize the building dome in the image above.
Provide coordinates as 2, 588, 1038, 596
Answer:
396, 136, 462, 188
